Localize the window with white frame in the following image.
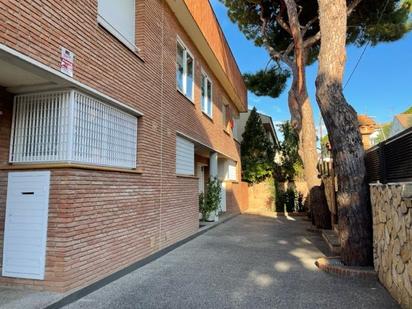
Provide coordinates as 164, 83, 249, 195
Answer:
228, 160, 237, 181
232, 114, 239, 140
176, 40, 194, 101
201, 71, 212, 117
97, 0, 136, 51
222, 100, 228, 128
10, 90, 138, 169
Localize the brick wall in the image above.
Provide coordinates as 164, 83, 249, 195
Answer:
248, 178, 275, 211
0, 0, 244, 292
226, 181, 249, 214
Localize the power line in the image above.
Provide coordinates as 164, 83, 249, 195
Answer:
343, 41, 370, 89
343, 0, 391, 89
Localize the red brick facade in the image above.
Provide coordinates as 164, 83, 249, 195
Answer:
0, 0, 247, 291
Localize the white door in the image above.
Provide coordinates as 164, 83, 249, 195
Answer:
220, 182, 226, 212
2, 171, 51, 280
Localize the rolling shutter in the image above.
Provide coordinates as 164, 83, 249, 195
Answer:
176, 136, 194, 175
97, 0, 136, 47
228, 161, 237, 181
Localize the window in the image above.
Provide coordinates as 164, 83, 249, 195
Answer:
232, 115, 239, 140
201, 71, 212, 117
228, 161, 237, 181
10, 90, 138, 169
176, 39, 194, 101
97, 0, 136, 51
176, 136, 194, 175
222, 101, 228, 128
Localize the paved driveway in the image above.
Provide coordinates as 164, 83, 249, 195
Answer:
66, 215, 398, 309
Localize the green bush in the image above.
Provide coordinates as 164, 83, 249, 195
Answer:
285, 188, 296, 212
275, 192, 286, 212
297, 193, 305, 212
199, 177, 222, 220
275, 183, 286, 212
275, 186, 303, 213
241, 107, 275, 184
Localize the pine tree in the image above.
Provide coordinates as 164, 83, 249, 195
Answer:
241, 107, 275, 183
222, 0, 411, 267
223, 0, 410, 210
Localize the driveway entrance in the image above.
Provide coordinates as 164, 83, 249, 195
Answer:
65, 215, 397, 308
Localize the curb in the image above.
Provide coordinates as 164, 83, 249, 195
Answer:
315, 257, 377, 280
243, 210, 308, 217
44, 213, 239, 309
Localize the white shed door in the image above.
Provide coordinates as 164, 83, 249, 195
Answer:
2, 171, 51, 280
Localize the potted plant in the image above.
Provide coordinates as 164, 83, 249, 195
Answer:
199, 177, 222, 222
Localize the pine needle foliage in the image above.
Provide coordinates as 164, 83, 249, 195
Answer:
241, 107, 275, 183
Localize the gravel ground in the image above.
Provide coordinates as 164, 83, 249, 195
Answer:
64, 214, 398, 309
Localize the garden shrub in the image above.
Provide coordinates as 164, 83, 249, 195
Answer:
199, 177, 222, 220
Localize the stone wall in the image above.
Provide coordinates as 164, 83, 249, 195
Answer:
370, 183, 412, 308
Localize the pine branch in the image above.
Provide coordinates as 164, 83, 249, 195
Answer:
276, 15, 292, 35
258, 1, 294, 69
302, 0, 363, 49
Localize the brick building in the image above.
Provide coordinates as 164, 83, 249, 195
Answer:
0, 0, 248, 291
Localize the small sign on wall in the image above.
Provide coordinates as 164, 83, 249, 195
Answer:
60, 47, 75, 77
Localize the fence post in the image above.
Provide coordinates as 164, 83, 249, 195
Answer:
379, 141, 387, 184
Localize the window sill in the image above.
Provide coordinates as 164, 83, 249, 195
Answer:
176, 174, 199, 179
221, 179, 238, 184
202, 111, 213, 122
177, 88, 195, 104
97, 16, 144, 62
0, 163, 143, 174
223, 129, 231, 136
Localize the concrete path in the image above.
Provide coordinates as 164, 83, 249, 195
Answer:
65, 214, 398, 309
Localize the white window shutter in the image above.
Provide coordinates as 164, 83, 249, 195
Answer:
228, 161, 237, 181
98, 0, 135, 47
176, 136, 194, 175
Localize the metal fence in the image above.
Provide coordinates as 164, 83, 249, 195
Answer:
365, 127, 412, 183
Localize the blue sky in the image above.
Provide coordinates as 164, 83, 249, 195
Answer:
210, 0, 412, 131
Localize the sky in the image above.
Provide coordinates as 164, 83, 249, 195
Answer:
210, 0, 412, 135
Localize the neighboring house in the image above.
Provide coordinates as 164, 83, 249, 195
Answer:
0, 0, 247, 291
237, 110, 280, 147
369, 129, 381, 147
389, 113, 412, 137
358, 114, 379, 150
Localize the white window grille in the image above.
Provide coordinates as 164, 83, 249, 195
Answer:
10, 90, 137, 169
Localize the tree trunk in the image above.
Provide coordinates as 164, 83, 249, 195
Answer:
284, 0, 322, 215
316, 0, 372, 266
